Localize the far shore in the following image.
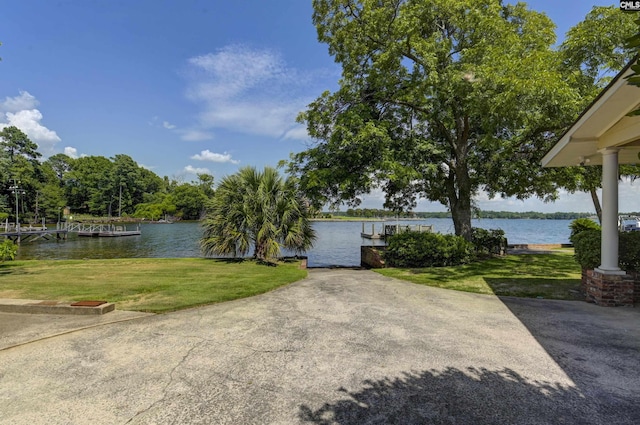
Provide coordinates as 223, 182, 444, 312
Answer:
311, 217, 430, 222
311, 218, 384, 222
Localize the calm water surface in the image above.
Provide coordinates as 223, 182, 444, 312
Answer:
15, 218, 573, 267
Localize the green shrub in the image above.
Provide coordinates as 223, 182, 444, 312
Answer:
572, 230, 600, 270
384, 232, 474, 267
0, 239, 17, 262
471, 228, 507, 255
569, 218, 600, 244
619, 232, 640, 271
572, 230, 640, 272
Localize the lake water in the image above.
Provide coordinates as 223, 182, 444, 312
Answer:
14, 218, 573, 267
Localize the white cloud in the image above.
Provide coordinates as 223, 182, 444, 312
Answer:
0, 109, 61, 155
188, 46, 291, 98
0, 91, 61, 156
360, 188, 604, 214
328, 177, 640, 213
283, 125, 310, 141
190, 149, 239, 164
183, 45, 324, 141
0, 91, 39, 113
163, 121, 176, 129
473, 182, 640, 214
179, 129, 213, 142
184, 165, 211, 175
471, 189, 591, 213
64, 146, 78, 158
619, 177, 640, 212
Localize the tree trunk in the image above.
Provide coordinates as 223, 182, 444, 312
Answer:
447, 163, 473, 241
253, 240, 265, 261
589, 187, 603, 224
449, 192, 473, 241
447, 121, 474, 241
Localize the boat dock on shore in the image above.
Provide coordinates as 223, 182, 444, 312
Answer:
0, 226, 68, 243
1, 222, 141, 243
67, 223, 141, 237
361, 222, 434, 240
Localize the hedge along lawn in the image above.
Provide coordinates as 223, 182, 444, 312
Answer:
0, 258, 307, 313
375, 251, 583, 300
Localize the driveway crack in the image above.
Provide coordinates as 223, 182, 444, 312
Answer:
124, 337, 204, 424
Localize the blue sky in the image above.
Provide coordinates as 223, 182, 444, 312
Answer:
1, 0, 637, 213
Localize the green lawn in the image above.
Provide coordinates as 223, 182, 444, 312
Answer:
0, 258, 307, 313
376, 251, 583, 300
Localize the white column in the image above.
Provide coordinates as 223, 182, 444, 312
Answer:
597, 148, 623, 274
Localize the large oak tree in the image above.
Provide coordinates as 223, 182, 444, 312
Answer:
289, 0, 593, 240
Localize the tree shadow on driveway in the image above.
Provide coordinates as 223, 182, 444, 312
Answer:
498, 296, 640, 413
299, 366, 639, 424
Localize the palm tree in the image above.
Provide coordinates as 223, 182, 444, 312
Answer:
200, 166, 316, 262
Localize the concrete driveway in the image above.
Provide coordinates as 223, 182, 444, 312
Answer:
0, 269, 639, 424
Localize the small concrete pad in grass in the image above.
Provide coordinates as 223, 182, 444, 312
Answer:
0, 298, 115, 315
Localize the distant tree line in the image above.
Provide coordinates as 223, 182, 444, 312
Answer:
342, 208, 417, 218
334, 208, 596, 220
472, 211, 594, 220
0, 126, 214, 223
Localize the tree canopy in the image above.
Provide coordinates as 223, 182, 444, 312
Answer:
626, 15, 640, 115
289, 1, 636, 239
0, 126, 41, 164
0, 129, 214, 222
556, 6, 639, 223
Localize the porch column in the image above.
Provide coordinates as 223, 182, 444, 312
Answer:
597, 148, 622, 274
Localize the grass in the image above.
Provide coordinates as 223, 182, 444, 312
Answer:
0, 258, 307, 313
375, 251, 583, 300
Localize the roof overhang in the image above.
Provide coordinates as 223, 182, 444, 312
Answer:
542, 61, 640, 167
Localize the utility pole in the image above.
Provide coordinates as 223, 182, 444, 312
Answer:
9, 179, 25, 229
34, 190, 39, 222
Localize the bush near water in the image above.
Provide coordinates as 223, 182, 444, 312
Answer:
470, 228, 508, 256
573, 230, 640, 272
0, 239, 18, 262
570, 217, 640, 272
569, 218, 601, 243
384, 228, 508, 268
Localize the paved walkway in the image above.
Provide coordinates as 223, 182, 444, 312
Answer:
0, 269, 639, 424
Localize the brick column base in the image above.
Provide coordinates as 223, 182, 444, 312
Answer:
582, 269, 637, 307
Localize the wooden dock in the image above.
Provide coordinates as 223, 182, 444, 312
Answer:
98, 228, 141, 237
0, 225, 68, 243
361, 222, 385, 239
68, 223, 141, 237
361, 223, 434, 240
1, 222, 141, 243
